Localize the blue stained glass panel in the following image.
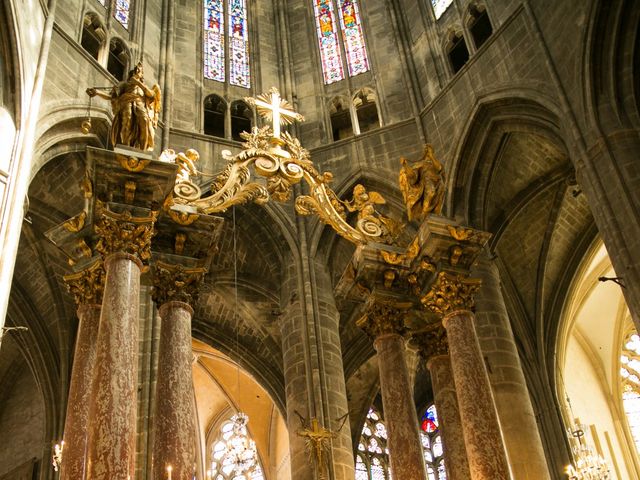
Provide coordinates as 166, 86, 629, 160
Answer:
314, 0, 344, 84
337, 0, 369, 77
114, 0, 131, 29
204, 0, 225, 82
228, 0, 250, 87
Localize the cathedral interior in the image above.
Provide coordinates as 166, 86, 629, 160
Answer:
0, 0, 639, 479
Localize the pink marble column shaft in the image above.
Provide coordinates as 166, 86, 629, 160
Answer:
152, 301, 197, 480
426, 354, 471, 480
60, 304, 101, 480
374, 333, 426, 480
443, 311, 510, 480
86, 252, 142, 480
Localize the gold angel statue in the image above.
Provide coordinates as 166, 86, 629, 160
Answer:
399, 144, 446, 222
344, 184, 402, 242
87, 61, 161, 151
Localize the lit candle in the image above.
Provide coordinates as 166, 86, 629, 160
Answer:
166, 465, 172, 480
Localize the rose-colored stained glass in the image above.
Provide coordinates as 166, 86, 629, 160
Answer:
313, 0, 344, 84
337, 0, 369, 77
228, 0, 250, 87
204, 0, 225, 82
114, 0, 131, 29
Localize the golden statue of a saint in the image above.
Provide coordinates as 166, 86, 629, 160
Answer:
399, 144, 446, 222
87, 62, 161, 151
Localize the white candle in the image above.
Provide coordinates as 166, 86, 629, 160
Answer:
166, 465, 172, 480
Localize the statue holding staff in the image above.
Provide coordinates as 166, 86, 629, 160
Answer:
87, 61, 161, 151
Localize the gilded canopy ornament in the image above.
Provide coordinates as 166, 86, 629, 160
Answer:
94, 208, 157, 262
421, 271, 482, 317
151, 261, 207, 306
63, 260, 105, 306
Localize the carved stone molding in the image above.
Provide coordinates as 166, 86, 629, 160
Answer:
151, 261, 207, 306
94, 208, 157, 262
410, 323, 448, 360
356, 302, 410, 338
63, 259, 105, 306
421, 271, 482, 317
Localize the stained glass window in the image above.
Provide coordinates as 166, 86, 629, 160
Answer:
336, 0, 369, 77
313, 0, 344, 84
421, 405, 446, 480
228, 0, 250, 87
621, 331, 640, 453
114, 0, 131, 29
356, 408, 392, 479
204, 0, 225, 82
431, 0, 454, 19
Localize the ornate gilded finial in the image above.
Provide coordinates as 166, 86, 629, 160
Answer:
421, 271, 481, 317
399, 144, 446, 222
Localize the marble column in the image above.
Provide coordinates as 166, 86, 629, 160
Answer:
86, 210, 155, 480
151, 263, 204, 480
473, 255, 550, 479
426, 354, 471, 480
358, 304, 426, 480
443, 310, 510, 480
60, 261, 104, 480
424, 271, 510, 480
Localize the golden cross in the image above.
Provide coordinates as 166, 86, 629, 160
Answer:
245, 87, 304, 139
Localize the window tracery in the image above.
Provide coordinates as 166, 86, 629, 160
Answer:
420, 406, 446, 480
114, 0, 132, 29
313, 0, 369, 85
620, 330, 640, 453
204, 0, 251, 87
208, 413, 265, 480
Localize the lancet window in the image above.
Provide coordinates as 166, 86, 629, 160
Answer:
114, 0, 132, 29
620, 330, 640, 453
420, 406, 447, 480
431, 0, 454, 19
208, 413, 265, 479
204, 0, 251, 87
313, 0, 369, 85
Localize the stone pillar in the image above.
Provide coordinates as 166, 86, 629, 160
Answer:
473, 255, 550, 479
412, 325, 471, 480
86, 209, 155, 480
424, 271, 510, 480
357, 304, 426, 480
280, 256, 354, 480
151, 263, 204, 480
60, 261, 104, 480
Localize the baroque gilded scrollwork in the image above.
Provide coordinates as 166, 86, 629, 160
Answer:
94, 208, 157, 261
356, 302, 411, 338
63, 211, 87, 233
421, 271, 482, 316
63, 260, 105, 306
167, 88, 393, 246
151, 261, 207, 306
399, 144, 446, 221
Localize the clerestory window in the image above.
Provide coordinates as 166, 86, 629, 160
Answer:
620, 329, 640, 453
203, 0, 251, 88
313, 0, 370, 85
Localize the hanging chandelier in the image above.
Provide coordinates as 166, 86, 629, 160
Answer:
209, 413, 259, 479
565, 423, 610, 480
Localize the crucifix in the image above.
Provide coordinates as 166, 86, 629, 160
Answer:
245, 87, 304, 139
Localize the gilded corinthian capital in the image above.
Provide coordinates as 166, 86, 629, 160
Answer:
410, 323, 448, 360
421, 271, 482, 317
94, 208, 157, 261
63, 260, 105, 306
151, 261, 207, 307
356, 302, 410, 339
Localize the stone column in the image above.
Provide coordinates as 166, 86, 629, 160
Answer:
151, 263, 204, 480
473, 255, 550, 479
357, 304, 426, 480
425, 272, 510, 480
412, 327, 471, 480
60, 261, 104, 480
86, 209, 155, 480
